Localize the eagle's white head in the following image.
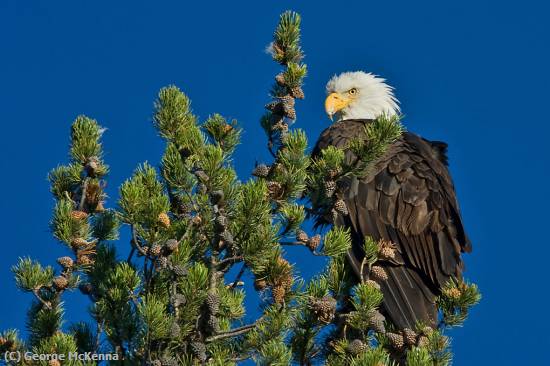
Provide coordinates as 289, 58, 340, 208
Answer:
325, 71, 400, 121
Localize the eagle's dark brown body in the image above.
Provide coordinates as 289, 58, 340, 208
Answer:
313, 119, 471, 330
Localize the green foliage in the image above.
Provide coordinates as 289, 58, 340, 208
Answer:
91, 209, 120, 241
138, 295, 172, 340
70, 115, 104, 164
12, 257, 54, 291
363, 236, 379, 267
272, 11, 303, 65
348, 114, 404, 174
118, 162, 170, 226
437, 278, 481, 327
48, 164, 83, 199
51, 197, 90, 245
322, 226, 352, 257
5, 10, 479, 366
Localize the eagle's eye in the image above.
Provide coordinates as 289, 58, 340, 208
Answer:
348, 88, 357, 95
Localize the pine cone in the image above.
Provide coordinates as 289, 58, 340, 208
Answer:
85, 157, 100, 177
170, 322, 181, 338
254, 279, 267, 291
380, 246, 396, 260
205, 291, 220, 314
309, 296, 337, 324
71, 210, 88, 220
275, 73, 286, 85
149, 360, 162, 366
171, 294, 186, 307
307, 234, 321, 252
95, 201, 105, 212
48, 359, 61, 366
221, 230, 234, 247
172, 265, 188, 277
210, 190, 225, 205
194, 169, 209, 182
280, 274, 293, 290
324, 180, 337, 197
53, 276, 69, 290
402, 328, 417, 346
149, 244, 162, 257
157, 212, 171, 228
165, 239, 179, 253
272, 285, 286, 304
365, 279, 381, 290
417, 335, 429, 348
334, 199, 348, 215
347, 339, 368, 355
207, 315, 220, 333
253, 164, 271, 178
79, 282, 93, 295
160, 356, 178, 366
190, 341, 207, 362
215, 215, 228, 228
386, 332, 405, 351
71, 237, 89, 249
155, 256, 168, 269
192, 215, 202, 225
57, 256, 74, 269
296, 230, 309, 243
267, 181, 283, 198
443, 287, 462, 299
370, 265, 388, 281
290, 86, 305, 99
368, 311, 386, 333
77, 255, 93, 266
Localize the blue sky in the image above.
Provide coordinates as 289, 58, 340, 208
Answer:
1, 0, 549, 364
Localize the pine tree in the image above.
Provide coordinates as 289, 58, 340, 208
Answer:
2, 10, 480, 366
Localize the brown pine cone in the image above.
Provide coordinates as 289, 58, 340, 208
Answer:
324, 180, 337, 197
79, 283, 93, 295
191, 215, 202, 225
156, 257, 168, 269
347, 339, 368, 355
443, 287, 462, 299
71, 210, 88, 220
205, 291, 220, 314
165, 239, 179, 253
307, 234, 321, 252
267, 181, 283, 198
77, 255, 94, 266
309, 296, 337, 324
149, 244, 162, 257
365, 279, 381, 290
254, 278, 267, 291
272, 285, 286, 304
71, 237, 89, 249
190, 341, 207, 363
253, 164, 271, 178
275, 73, 286, 85
334, 199, 348, 215
290, 86, 305, 99
57, 256, 74, 269
386, 332, 405, 351
368, 310, 386, 333
370, 265, 388, 281
157, 212, 171, 228
53, 276, 69, 290
296, 230, 309, 243
417, 335, 429, 348
48, 359, 61, 366
402, 328, 417, 346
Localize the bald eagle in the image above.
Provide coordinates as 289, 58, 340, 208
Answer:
313, 71, 471, 330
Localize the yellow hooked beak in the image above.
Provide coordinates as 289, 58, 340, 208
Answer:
325, 92, 351, 120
